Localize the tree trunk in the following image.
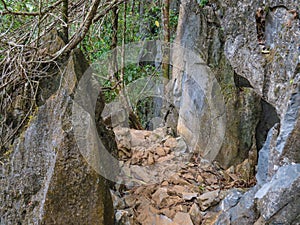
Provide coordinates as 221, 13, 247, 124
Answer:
110, 6, 119, 83
120, 0, 127, 88
62, 0, 69, 43
122, 1, 143, 130
62, 0, 101, 54
162, 0, 170, 81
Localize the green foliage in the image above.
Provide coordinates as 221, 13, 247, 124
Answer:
0, 0, 37, 12
0, 0, 56, 45
80, 24, 111, 62
81, 0, 179, 62
95, 64, 159, 103
198, 184, 206, 193
198, 0, 209, 7
80, 0, 178, 106
124, 64, 157, 84
264, 5, 270, 14
136, 96, 156, 128
0, 1, 30, 32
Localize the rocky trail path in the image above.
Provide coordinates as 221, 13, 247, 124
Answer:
111, 127, 255, 225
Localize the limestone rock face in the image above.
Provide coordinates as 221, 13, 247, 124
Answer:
170, 0, 300, 223
169, 0, 262, 168
0, 50, 116, 225
222, 1, 299, 119
255, 164, 300, 224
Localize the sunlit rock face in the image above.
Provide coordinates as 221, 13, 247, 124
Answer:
0, 50, 116, 225
170, 0, 300, 223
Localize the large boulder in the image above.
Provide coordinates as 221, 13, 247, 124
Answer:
0, 50, 116, 224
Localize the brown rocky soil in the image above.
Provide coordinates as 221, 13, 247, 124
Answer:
111, 127, 256, 225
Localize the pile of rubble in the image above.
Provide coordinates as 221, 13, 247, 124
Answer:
111, 127, 255, 225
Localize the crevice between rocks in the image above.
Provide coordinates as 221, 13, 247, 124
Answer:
234, 72, 280, 160
255, 99, 280, 151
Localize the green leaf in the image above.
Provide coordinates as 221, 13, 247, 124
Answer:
127, 74, 133, 82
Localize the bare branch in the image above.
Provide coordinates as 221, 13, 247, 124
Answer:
0, 19, 14, 37
62, 0, 69, 43
93, 0, 125, 23
0, 0, 9, 12
42, 0, 124, 60
0, 0, 129, 149
0, 0, 63, 16
66, 0, 101, 51
53, 0, 101, 55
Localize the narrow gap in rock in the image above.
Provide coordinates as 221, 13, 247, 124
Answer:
136, 96, 164, 131
255, 99, 280, 150
234, 72, 253, 89
294, 63, 300, 77
255, 8, 266, 45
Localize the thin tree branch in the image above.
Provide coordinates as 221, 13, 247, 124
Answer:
0, 0, 63, 16
36, 0, 43, 47
61, 0, 101, 53
162, 0, 170, 80
93, 0, 125, 23
47, 0, 125, 59
62, 0, 69, 43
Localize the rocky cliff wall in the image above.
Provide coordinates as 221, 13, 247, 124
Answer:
169, 0, 300, 223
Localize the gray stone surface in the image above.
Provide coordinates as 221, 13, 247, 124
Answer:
278, 85, 300, 163
0, 50, 116, 225
255, 164, 300, 224
216, 189, 245, 212
215, 187, 260, 225
222, 1, 299, 119
256, 124, 279, 185
170, 0, 300, 224
169, 0, 264, 168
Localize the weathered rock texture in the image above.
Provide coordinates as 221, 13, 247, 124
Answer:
170, 0, 263, 168
169, 0, 300, 223
0, 50, 116, 224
